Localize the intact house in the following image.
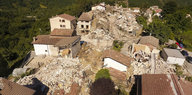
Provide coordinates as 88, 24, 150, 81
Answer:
161, 48, 185, 65
102, 50, 133, 72
32, 29, 81, 58
130, 36, 160, 58
135, 74, 192, 95
49, 13, 76, 31
77, 12, 93, 34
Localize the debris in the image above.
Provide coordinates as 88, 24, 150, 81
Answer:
12, 68, 27, 77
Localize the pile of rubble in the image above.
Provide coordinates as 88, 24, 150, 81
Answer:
81, 29, 114, 51
92, 5, 142, 38
155, 59, 175, 74
131, 61, 151, 75
81, 5, 142, 51
17, 57, 84, 94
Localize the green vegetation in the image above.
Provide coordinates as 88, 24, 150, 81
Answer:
136, 1, 192, 51
185, 76, 192, 82
95, 69, 110, 80
167, 44, 178, 49
0, 0, 121, 77
113, 40, 124, 51
175, 64, 183, 77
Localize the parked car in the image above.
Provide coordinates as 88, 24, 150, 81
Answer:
181, 50, 188, 57
186, 56, 192, 63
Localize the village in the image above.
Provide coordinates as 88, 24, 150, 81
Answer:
1, 2, 192, 95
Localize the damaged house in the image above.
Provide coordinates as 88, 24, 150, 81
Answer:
102, 50, 132, 72
33, 13, 81, 58
131, 36, 160, 59
77, 12, 93, 34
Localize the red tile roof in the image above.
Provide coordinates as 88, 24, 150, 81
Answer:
141, 74, 192, 95
0, 78, 35, 95
50, 29, 75, 37
103, 50, 133, 67
107, 67, 126, 81
51, 13, 76, 21
78, 12, 92, 21
142, 74, 175, 95
32, 35, 80, 47
139, 36, 159, 48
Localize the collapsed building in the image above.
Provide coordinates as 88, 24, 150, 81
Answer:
131, 36, 160, 62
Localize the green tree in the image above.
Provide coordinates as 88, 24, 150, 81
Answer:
145, 17, 173, 44
95, 69, 110, 80
136, 16, 147, 29
113, 40, 124, 51
162, 1, 178, 15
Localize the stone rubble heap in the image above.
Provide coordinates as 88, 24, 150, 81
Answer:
131, 58, 176, 75
92, 5, 141, 38
17, 57, 84, 94
155, 59, 175, 74
81, 29, 114, 51
131, 61, 151, 75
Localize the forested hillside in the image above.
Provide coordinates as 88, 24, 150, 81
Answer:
0, 0, 120, 77
129, 0, 192, 8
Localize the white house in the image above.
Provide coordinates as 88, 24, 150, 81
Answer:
102, 50, 132, 72
161, 48, 185, 65
32, 29, 81, 58
49, 13, 76, 31
77, 12, 93, 34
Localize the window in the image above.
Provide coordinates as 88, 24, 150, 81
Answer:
86, 25, 89, 29
62, 20, 65, 22
59, 19, 62, 22
45, 50, 47, 52
81, 25, 84, 28
62, 25, 65, 27
60, 25, 62, 27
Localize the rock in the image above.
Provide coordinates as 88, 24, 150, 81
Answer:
12, 68, 27, 77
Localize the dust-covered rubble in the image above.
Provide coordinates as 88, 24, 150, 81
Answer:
17, 57, 85, 94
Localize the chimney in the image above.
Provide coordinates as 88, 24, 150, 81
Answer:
33, 37, 37, 42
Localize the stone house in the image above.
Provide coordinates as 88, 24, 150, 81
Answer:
49, 13, 76, 31
161, 48, 185, 65
77, 12, 93, 34
32, 30, 81, 58
102, 50, 132, 72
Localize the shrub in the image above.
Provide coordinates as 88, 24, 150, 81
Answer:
95, 69, 110, 80
175, 64, 183, 76
113, 40, 124, 51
